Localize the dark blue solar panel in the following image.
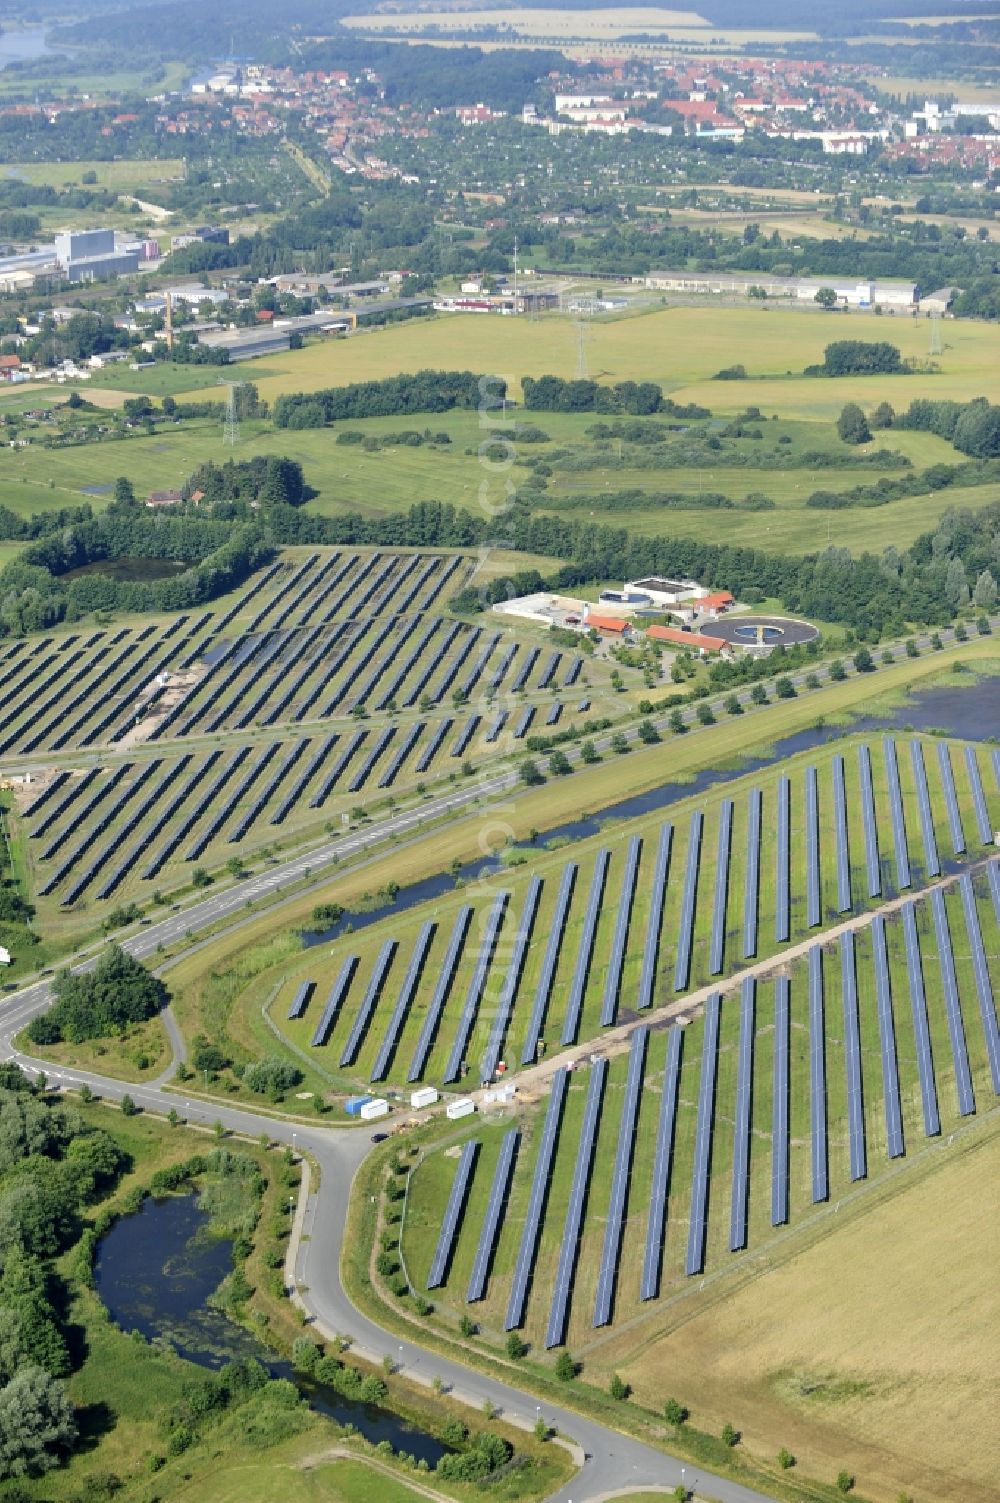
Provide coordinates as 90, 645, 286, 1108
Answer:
444, 892, 510, 1083
743, 788, 762, 959
840, 931, 866, 1182
709, 800, 734, 977
685, 993, 720, 1276
600, 837, 641, 1026
930, 887, 975, 1117
871, 916, 904, 1159
287, 980, 315, 1021
427, 1140, 479, 1290
482, 877, 543, 1081
960, 874, 1000, 1095
310, 956, 358, 1047
339, 939, 397, 1068
805, 765, 821, 928
593, 1028, 647, 1327
858, 744, 881, 899
407, 907, 473, 1081
641, 1027, 683, 1300
637, 824, 672, 1011
771, 977, 790, 1226
466, 1129, 520, 1303
729, 978, 755, 1252
561, 851, 610, 1045
808, 946, 828, 1204
910, 741, 941, 879
505, 1069, 568, 1330
673, 811, 703, 992
936, 741, 966, 856
832, 755, 852, 914
370, 921, 436, 1081
775, 776, 791, 942
901, 902, 940, 1137
546, 1058, 606, 1347
521, 862, 577, 1064
964, 746, 993, 847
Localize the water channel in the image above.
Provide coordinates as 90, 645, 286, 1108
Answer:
305, 672, 999, 947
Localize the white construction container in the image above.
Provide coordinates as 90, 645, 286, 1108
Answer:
410, 1086, 439, 1110
359, 1098, 389, 1121
445, 1097, 476, 1121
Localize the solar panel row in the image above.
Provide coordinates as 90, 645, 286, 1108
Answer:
965, 746, 993, 847
857, 744, 881, 899
673, 811, 703, 992
871, 916, 905, 1160
910, 741, 941, 879
521, 863, 577, 1065
407, 907, 474, 1083
930, 887, 975, 1117
901, 901, 941, 1137
685, 993, 720, 1276
481, 876, 543, 1082
637, 824, 672, 1011
444, 892, 510, 1083
805, 765, 821, 928
561, 851, 610, 1045
641, 1027, 683, 1300
743, 788, 762, 959
370, 921, 436, 1081
709, 800, 734, 977
427, 1140, 479, 1290
775, 776, 791, 943
600, 838, 641, 1026
505, 1068, 568, 1330
546, 1058, 606, 1347
832, 755, 852, 915
936, 742, 966, 856
466, 1129, 520, 1304
958, 875, 1000, 1095
840, 931, 867, 1182
884, 739, 912, 890
339, 939, 397, 1068
729, 977, 755, 1252
809, 946, 828, 1204
287, 980, 315, 1021
593, 1028, 647, 1328
310, 956, 359, 1048
771, 977, 790, 1226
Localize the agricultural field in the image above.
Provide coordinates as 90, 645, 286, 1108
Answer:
2, 545, 632, 941
266, 734, 1000, 1092
2, 159, 186, 190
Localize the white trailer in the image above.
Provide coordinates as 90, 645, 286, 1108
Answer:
410, 1086, 439, 1110
360, 1098, 389, 1121
445, 1097, 476, 1121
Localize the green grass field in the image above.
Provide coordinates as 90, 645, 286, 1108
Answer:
2, 158, 185, 189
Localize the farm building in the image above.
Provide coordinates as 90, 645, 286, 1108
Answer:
647, 624, 727, 654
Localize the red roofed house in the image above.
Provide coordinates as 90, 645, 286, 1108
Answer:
0, 355, 21, 380
584, 613, 629, 635
699, 590, 735, 616
648, 624, 726, 654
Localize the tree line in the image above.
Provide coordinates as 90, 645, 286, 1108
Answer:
273, 371, 501, 429
521, 376, 710, 417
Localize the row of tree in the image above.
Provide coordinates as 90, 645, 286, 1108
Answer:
273, 371, 499, 429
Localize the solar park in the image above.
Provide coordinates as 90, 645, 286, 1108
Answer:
5, 545, 623, 928
273, 734, 998, 1090
399, 864, 1000, 1352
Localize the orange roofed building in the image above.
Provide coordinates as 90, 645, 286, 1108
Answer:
648, 625, 726, 654
584, 613, 629, 635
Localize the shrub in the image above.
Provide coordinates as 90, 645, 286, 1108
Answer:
663, 1397, 687, 1425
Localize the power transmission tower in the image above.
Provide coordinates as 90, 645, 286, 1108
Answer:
574, 298, 595, 378
221, 381, 240, 446
928, 310, 942, 357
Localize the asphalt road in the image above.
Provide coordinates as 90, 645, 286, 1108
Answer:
0, 985, 776, 1503
1, 617, 990, 1500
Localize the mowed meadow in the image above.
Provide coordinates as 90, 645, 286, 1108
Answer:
19, 301, 985, 555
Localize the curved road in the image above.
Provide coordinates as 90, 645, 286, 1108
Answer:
0, 982, 775, 1503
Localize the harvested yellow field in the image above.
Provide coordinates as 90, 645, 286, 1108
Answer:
344, 7, 713, 37
600, 1127, 1000, 1503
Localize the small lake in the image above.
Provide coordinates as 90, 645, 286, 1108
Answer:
63, 557, 188, 583
94, 1194, 447, 1464
306, 673, 999, 946
0, 26, 57, 68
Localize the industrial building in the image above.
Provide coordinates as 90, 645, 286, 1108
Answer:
54, 229, 140, 283
643, 270, 919, 309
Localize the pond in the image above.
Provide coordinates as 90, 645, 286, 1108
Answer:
0, 27, 57, 69
94, 1193, 448, 1464
305, 671, 999, 946
62, 557, 189, 583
